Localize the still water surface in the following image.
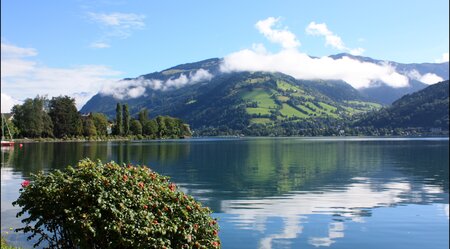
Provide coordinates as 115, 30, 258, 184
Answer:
1, 137, 449, 248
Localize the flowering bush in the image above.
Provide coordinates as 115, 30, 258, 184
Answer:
13, 159, 220, 248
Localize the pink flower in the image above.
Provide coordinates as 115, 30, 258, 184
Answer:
21, 180, 30, 188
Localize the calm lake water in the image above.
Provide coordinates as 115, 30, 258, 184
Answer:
1, 137, 449, 249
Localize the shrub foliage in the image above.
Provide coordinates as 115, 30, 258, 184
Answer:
13, 159, 220, 248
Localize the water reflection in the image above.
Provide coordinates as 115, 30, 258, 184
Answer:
221, 176, 448, 248
1, 138, 449, 249
307, 221, 344, 247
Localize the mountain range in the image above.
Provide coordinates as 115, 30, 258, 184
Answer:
81, 54, 449, 134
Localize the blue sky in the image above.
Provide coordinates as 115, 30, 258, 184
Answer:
1, 0, 449, 111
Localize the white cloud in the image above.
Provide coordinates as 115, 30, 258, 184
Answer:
164, 69, 213, 90
90, 41, 111, 49
100, 69, 214, 100
88, 12, 145, 28
306, 22, 364, 55
255, 17, 300, 49
252, 43, 268, 54
101, 77, 151, 100
88, 12, 145, 40
407, 70, 444, 85
1, 93, 23, 113
435, 52, 449, 63
1, 42, 38, 77
306, 22, 344, 49
220, 47, 409, 89
189, 68, 214, 82
1, 58, 37, 77
219, 18, 408, 89
127, 86, 146, 99
349, 48, 365, 56
415, 73, 443, 85
1, 42, 123, 110
165, 74, 190, 88
1, 42, 37, 58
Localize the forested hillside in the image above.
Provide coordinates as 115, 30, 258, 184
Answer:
355, 80, 449, 130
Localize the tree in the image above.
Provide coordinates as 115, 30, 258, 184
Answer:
156, 116, 167, 138
164, 117, 180, 138
123, 104, 130, 136
114, 103, 123, 136
83, 117, 97, 137
49, 96, 82, 138
42, 112, 54, 138
130, 119, 142, 135
143, 120, 158, 137
11, 96, 54, 138
138, 108, 149, 125
91, 113, 109, 136
12, 98, 42, 137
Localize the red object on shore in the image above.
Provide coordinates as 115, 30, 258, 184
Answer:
1, 141, 15, 147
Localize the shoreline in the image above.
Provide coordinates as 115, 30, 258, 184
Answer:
7, 134, 449, 144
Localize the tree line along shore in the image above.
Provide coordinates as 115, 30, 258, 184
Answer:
1, 96, 192, 141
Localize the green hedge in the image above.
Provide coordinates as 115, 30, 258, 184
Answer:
13, 159, 220, 248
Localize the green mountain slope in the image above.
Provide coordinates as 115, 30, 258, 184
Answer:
356, 80, 449, 129
169, 71, 379, 129
82, 64, 381, 134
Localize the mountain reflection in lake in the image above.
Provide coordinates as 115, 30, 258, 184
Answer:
1, 138, 448, 249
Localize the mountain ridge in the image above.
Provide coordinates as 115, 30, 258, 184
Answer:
81, 54, 449, 134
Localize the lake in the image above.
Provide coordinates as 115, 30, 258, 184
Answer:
1, 137, 449, 249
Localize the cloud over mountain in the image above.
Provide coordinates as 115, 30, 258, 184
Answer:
407, 70, 444, 85
220, 17, 414, 89
220, 48, 409, 89
100, 69, 214, 99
